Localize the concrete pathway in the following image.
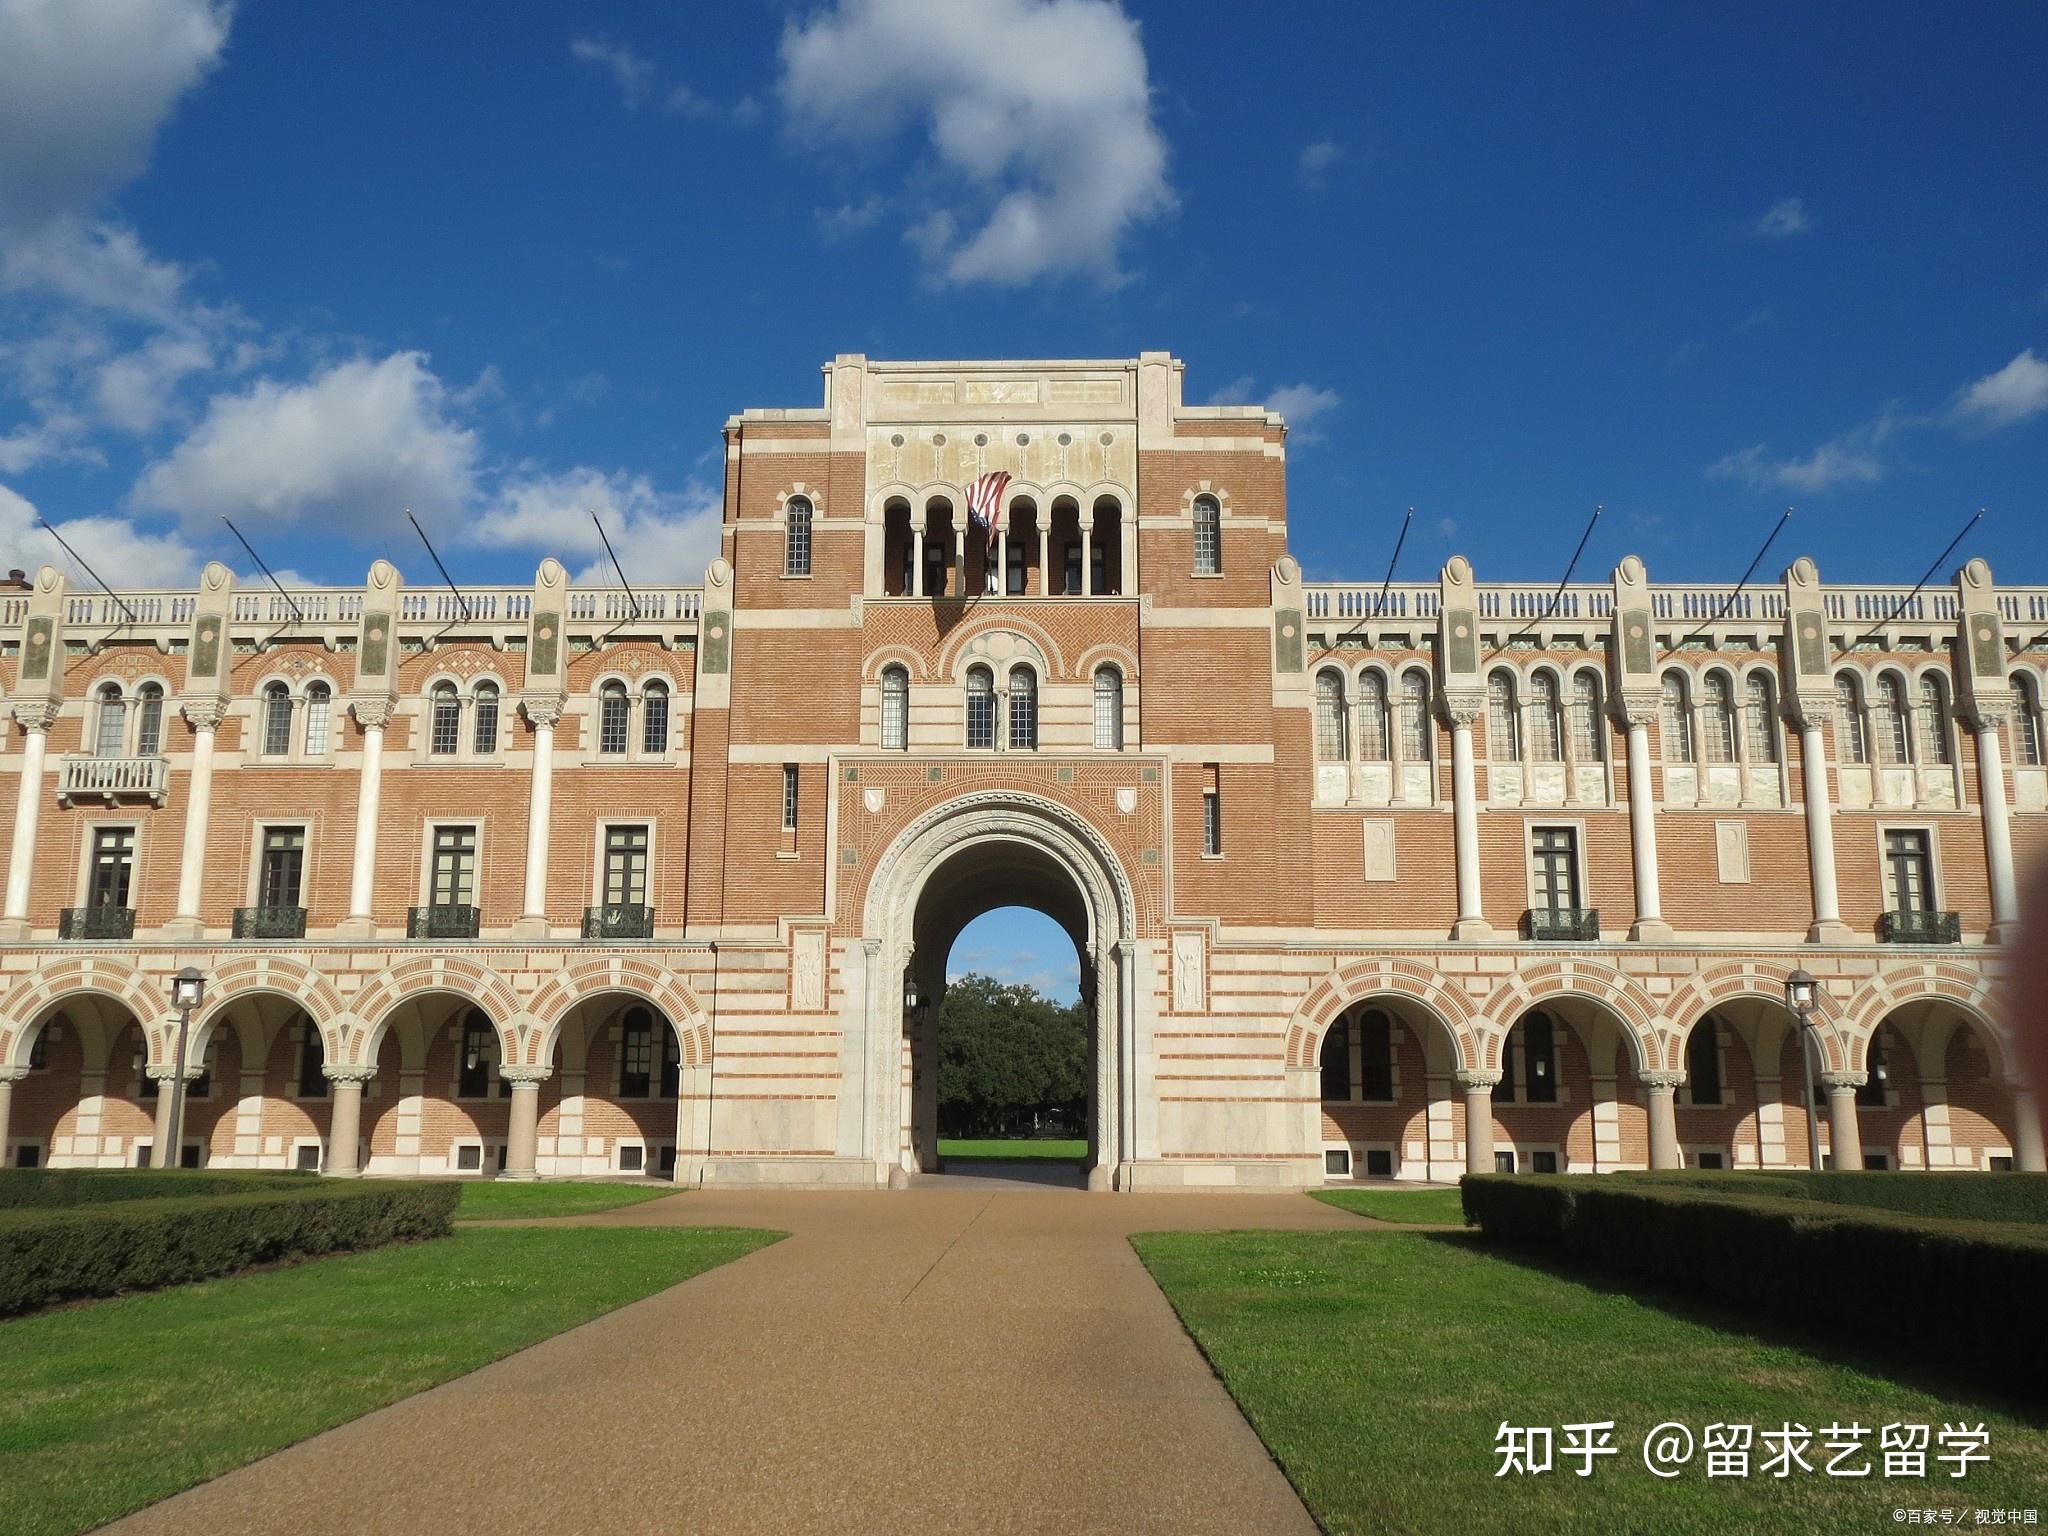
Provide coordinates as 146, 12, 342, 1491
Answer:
110, 1186, 1373, 1536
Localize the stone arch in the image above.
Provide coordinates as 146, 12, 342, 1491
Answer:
934, 610, 1071, 681
186, 954, 348, 1067
1476, 960, 1659, 1073
863, 644, 930, 683
527, 954, 711, 1068
341, 956, 524, 1069
1844, 963, 2012, 1078
0, 956, 165, 1070
1659, 957, 1848, 1071
1284, 957, 1480, 1072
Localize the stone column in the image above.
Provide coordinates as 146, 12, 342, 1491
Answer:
1794, 709, 1850, 943
1619, 701, 1671, 941
912, 526, 926, 597
500, 1064, 550, 1179
1641, 1069, 1685, 1169
1, 702, 58, 938
0, 1065, 24, 1162
1971, 718, 2020, 939
994, 529, 1007, 596
323, 1064, 374, 1176
342, 700, 389, 937
514, 698, 562, 938
1080, 514, 1096, 596
167, 700, 225, 941
1819, 1072, 1865, 1170
2013, 1086, 2045, 1173
1455, 1068, 1501, 1175
1446, 701, 1490, 938
147, 1064, 203, 1167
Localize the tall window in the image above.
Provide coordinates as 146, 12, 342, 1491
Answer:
1513, 1013, 1559, 1103
87, 826, 135, 909
603, 824, 649, 908
135, 683, 164, 756
1743, 674, 1778, 765
1319, 1018, 1351, 1101
1092, 666, 1124, 751
262, 682, 292, 756
1660, 673, 1695, 763
429, 683, 461, 756
1314, 670, 1349, 762
1834, 675, 1869, 765
2013, 676, 2045, 767
303, 682, 332, 756
1008, 667, 1038, 750
965, 666, 995, 749
94, 684, 127, 758
1915, 677, 1952, 766
598, 682, 629, 755
1529, 673, 1563, 763
1202, 769, 1222, 856
781, 764, 799, 832
1570, 673, 1604, 762
456, 1010, 499, 1099
880, 666, 909, 750
1399, 671, 1431, 762
472, 683, 500, 755
784, 496, 813, 576
1192, 495, 1221, 575
641, 682, 669, 754
1530, 826, 1580, 912
1357, 1009, 1394, 1101
1875, 674, 1910, 764
1702, 674, 1737, 763
1858, 1032, 1889, 1108
1487, 673, 1521, 762
620, 1008, 655, 1097
295, 1017, 327, 1099
1357, 671, 1391, 762
1687, 1018, 1723, 1105
429, 824, 477, 909
258, 826, 305, 909
1884, 829, 1933, 914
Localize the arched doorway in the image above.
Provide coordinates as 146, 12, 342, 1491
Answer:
862, 792, 1137, 1190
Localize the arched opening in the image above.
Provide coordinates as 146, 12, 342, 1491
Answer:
1859, 1003, 2020, 1171
361, 993, 512, 1176
191, 993, 335, 1171
539, 993, 687, 1178
1491, 1000, 1647, 1173
1314, 997, 1464, 1181
6, 995, 168, 1168
1672, 1006, 1766, 1169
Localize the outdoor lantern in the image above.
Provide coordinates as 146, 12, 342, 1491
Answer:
170, 967, 205, 1012
904, 978, 921, 1011
1533, 1055, 1549, 1079
1783, 968, 1816, 1018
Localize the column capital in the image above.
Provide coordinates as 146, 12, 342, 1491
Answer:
1453, 1067, 1503, 1089
10, 700, 59, 734
145, 1063, 206, 1082
499, 1063, 552, 1087
1817, 1070, 1867, 1092
1964, 701, 2010, 731
322, 1063, 377, 1086
1785, 692, 1836, 731
1638, 1069, 1686, 1091
520, 693, 566, 729
180, 697, 228, 732
350, 697, 394, 730
0, 1064, 29, 1084
1440, 691, 1485, 728
1613, 692, 1660, 729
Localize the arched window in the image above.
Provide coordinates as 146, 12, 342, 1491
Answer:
642, 681, 670, 754
1659, 673, 1695, 763
1686, 1018, 1723, 1105
880, 666, 909, 751
1487, 672, 1521, 762
1008, 666, 1038, 750
134, 683, 164, 757
1834, 675, 1869, 765
1092, 665, 1124, 751
429, 682, 461, 756
94, 683, 126, 758
1570, 672, 1604, 762
1702, 673, 1737, 764
1875, 674, 1911, 764
619, 1007, 654, 1098
472, 682, 500, 754
1529, 672, 1563, 763
1356, 1008, 1394, 1101
597, 681, 629, 756
261, 682, 292, 756
1357, 670, 1391, 762
965, 666, 995, 750
1399, 670, 1431, 762
1743, 674, 1778, 765
1915, 676, 1952, 766
1192, 495, 1221, 575
1314, 669, 1349, 762
2012, 676, 2044, 768
1319, 1018, 1351, 1102
303, 682, 332, 756
784, 495, 813, 577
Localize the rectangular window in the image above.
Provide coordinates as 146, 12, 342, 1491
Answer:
455, 1144, 483, 1171
1193, 501, 1221, 575
1364, 1148, 1394, 1177
1686, 1020, 1724, 1106
1522, 1014, 1559, 1104
1884, 829, 1932, 913
1358, 1012, 1394, 1102
1320, 1019, 1351, 1102
456, 1014, 496, 1099
304, 690, 331, 755
429, 825, 478, 908
1063, 543, 1083, 595
294, 1143, 322, 1172
1530, 827, 1580, 912
603, 824, 650, 907
619, 1143, 646, 1172
258, 826, 305, 909
781, 764, 799, 832
1201, 769, 1221, 856
1531, 1150, 1559, 1174
1494, 1150, 1517, 1174
619, 1017, 653, 1098
88, 826, 135, 909
1324, 1148, 1350, 1177
296, 1021, 327, 1098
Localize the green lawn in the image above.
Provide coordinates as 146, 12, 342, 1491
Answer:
938, 1138, 1089, 1161
0, 1224, 780, 1536
1312, 1186, 1467, 1225
453, 1179, 681, 1221
1135, 1229, 2047, 1536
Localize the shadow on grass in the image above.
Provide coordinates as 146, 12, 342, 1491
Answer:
1421, 1230, 2048, 1424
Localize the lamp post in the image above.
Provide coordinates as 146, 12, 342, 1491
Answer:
1784, 967, 1823, 1172
163, 966, 206, 1170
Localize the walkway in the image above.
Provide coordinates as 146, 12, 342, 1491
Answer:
110, 1187, 1369, 1536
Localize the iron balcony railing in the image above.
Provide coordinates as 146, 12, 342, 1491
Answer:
583, 903, 655, 940
233, 905, 307, 939
59, 906, 135, 940
1879, 909, 1962, 945
57, 756, 169, 804
1523, 906, 1601, 942
407, 903, 481, 940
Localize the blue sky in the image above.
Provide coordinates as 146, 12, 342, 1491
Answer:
2, 1, 2044, 996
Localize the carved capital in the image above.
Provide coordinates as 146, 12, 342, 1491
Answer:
322, 1064, 377, 1086
1613, 691, 1661, 729
145, 1063, 207, 1082
1439, 690, 1486, 728
520, 693, 565, 730
1638, 1069, 1687, 1091
1453, 1068, 1503, 1089
181, 698, 228, 732
10, 700, 60, 734
1787, 693, 1836, 732
0, 1064, 30, 1084
351, 697, 393, 731
1817, 1070, 1868, 1092
1965, 702, 2010, 732
499, 1063, 552, 1087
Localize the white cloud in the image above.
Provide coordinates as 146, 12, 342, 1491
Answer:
1297, 139, 1341, 188
817, 194, 887, 241
1205, 374, 1256, 406
133, 352, 480, 532
94, 331, 213, 433
1949, 348, 2048, 431
468, 466, 723, 586
1709, 416, 1895, 493
779, 0, 1173, 286
1752, 196, 1814, 239
0, 481, 197, 587
1268, 383, 1341, 431
0, 0, 231, 231
1435, 517, 1458, 540
570, 36, 656, 108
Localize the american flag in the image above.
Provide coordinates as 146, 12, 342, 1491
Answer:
965, 470, 1012, 537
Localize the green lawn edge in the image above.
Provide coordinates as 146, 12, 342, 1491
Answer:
453, 1179, 683, 1221
937, 1138, 1089, 1162
1309, 1186, 1467, 1225
0, 1223, 783, 1536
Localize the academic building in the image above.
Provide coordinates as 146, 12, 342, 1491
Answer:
0, 353, 2041, 1187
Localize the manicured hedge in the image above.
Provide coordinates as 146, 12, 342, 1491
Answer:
0, 1181, 460, 1315
1607, 1169, 2048, 1226
1460, 1175, 2048, 1396
0, 1168, 316, 1210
